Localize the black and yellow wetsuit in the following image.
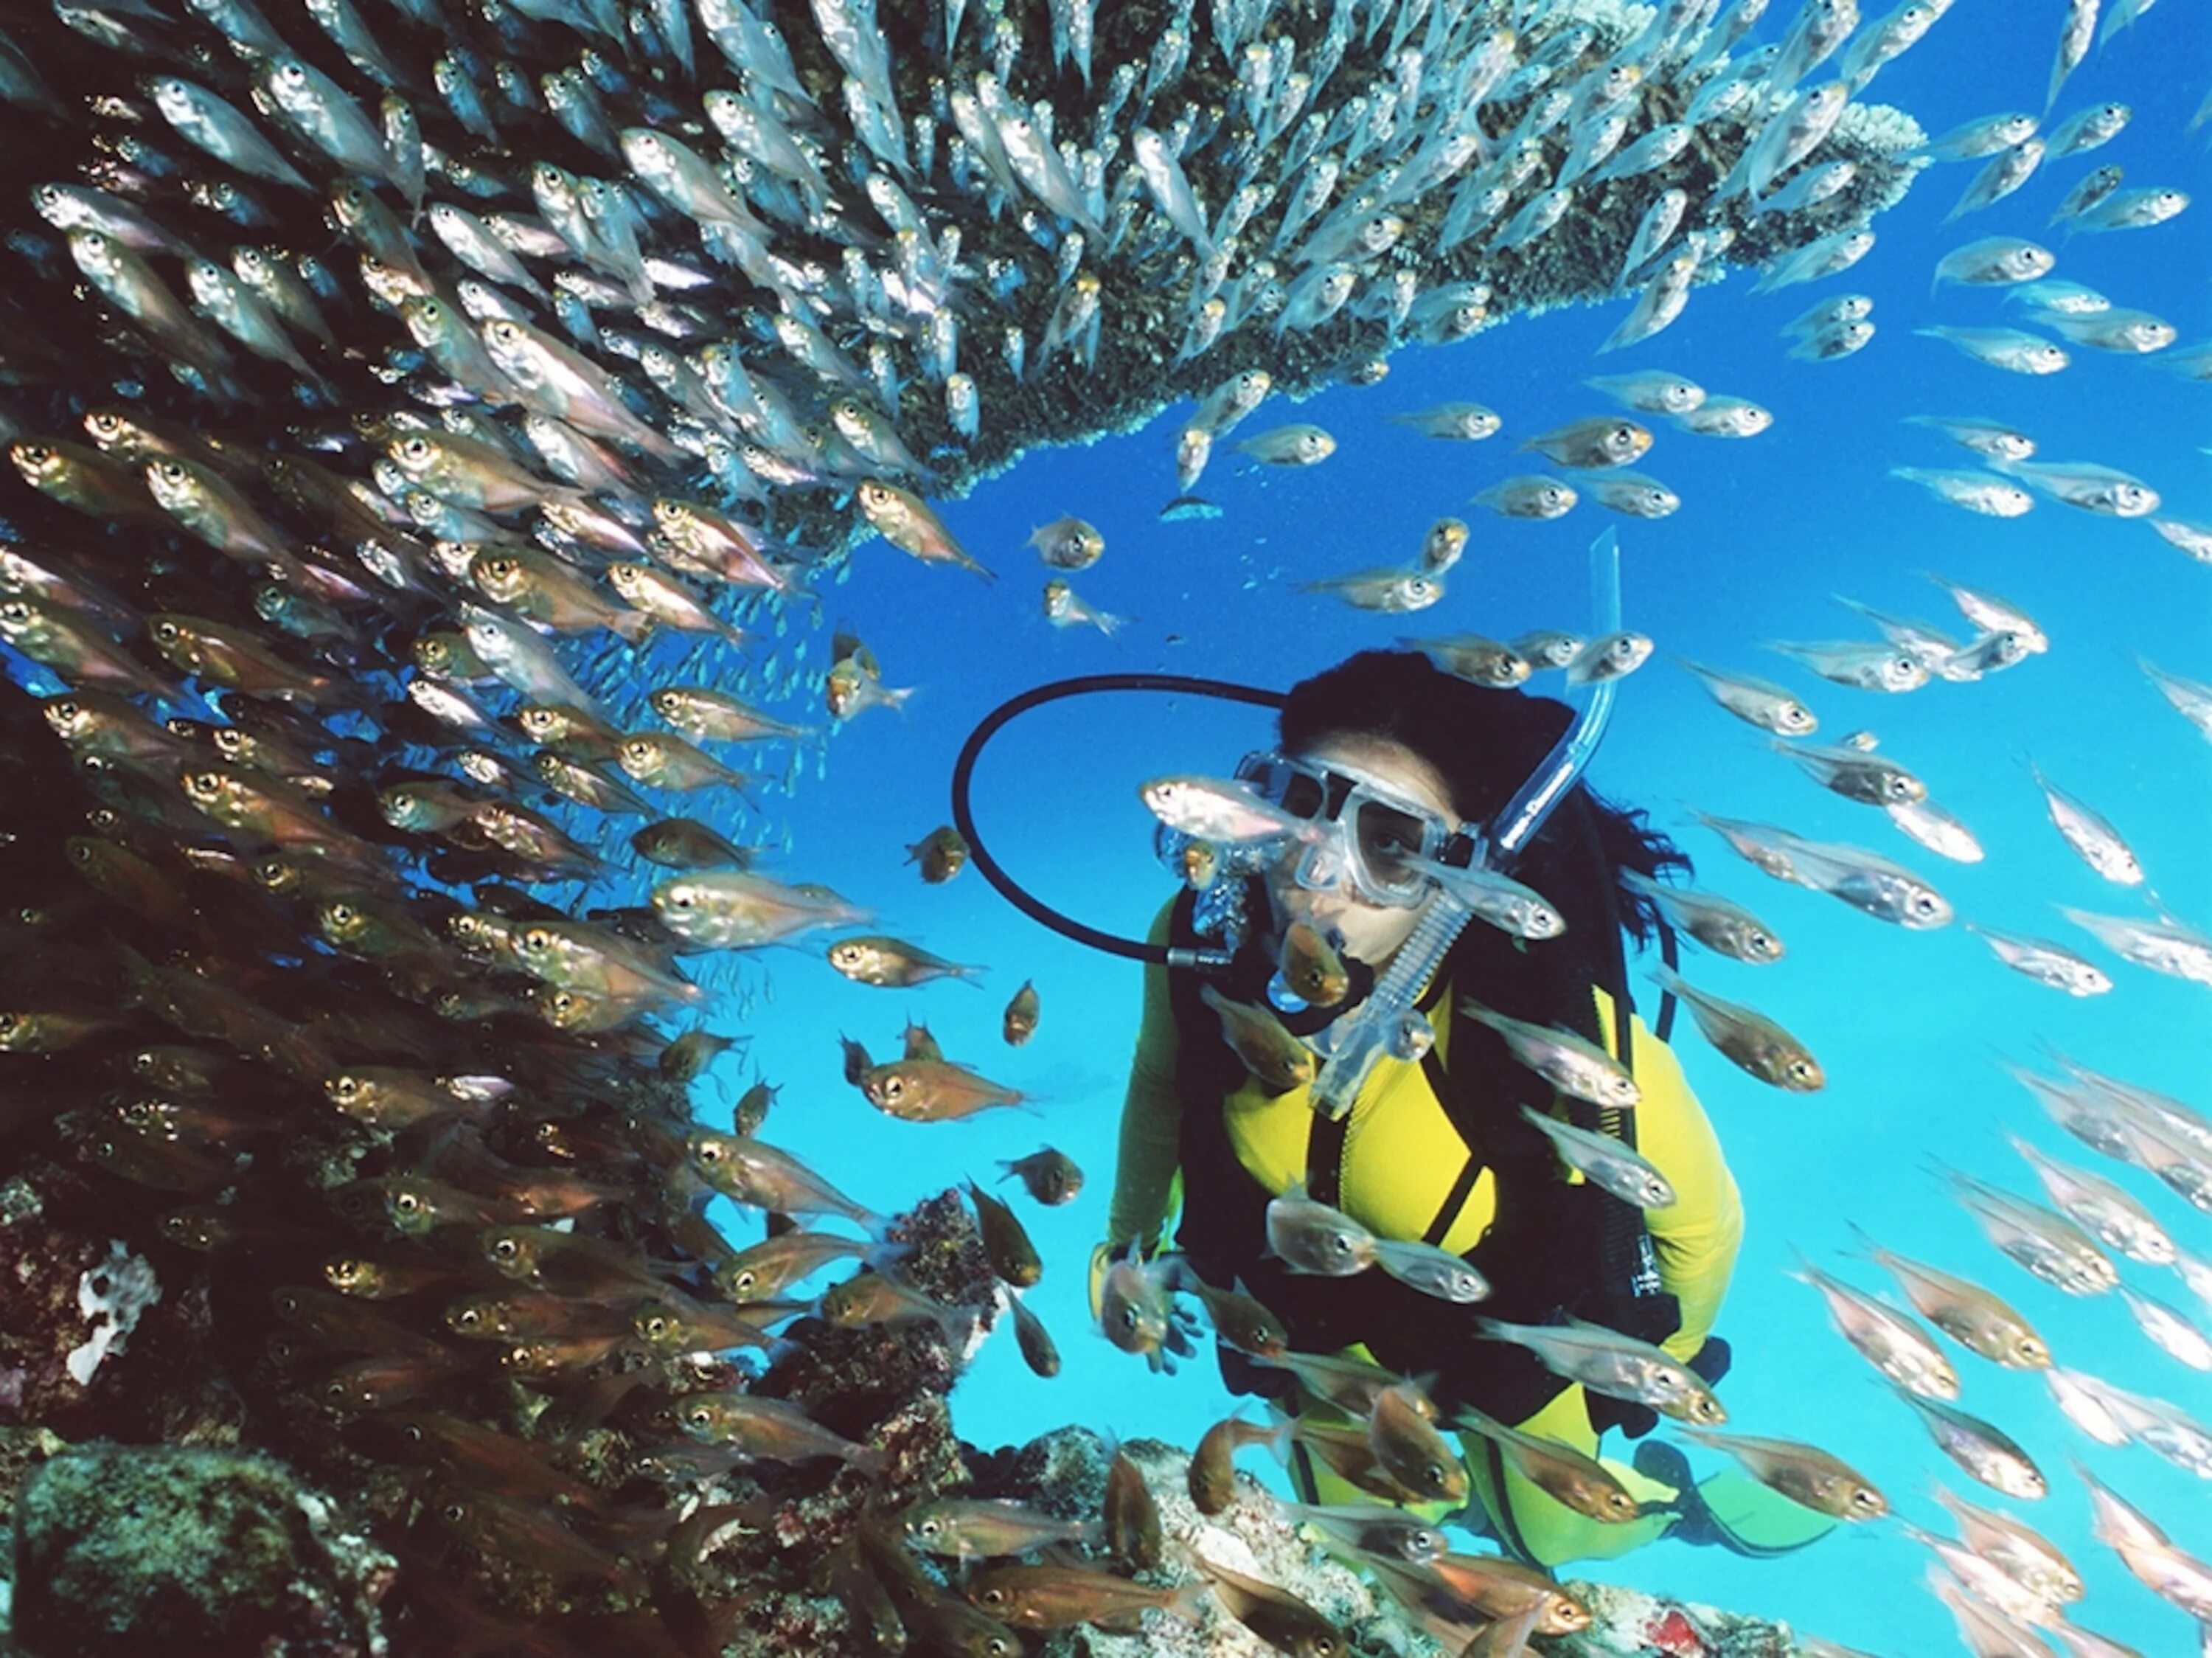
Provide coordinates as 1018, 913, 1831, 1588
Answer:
1103, 889, 1834, 1566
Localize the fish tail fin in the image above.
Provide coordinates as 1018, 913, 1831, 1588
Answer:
1164, 1581, 1211, 1624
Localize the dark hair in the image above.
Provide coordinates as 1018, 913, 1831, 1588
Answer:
1277, 649, 1689, 946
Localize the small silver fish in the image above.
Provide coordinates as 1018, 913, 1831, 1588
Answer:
1621, 870, 1785, 963
1947, 139, 2045, 221
1585, 370, 1705, 415
1652, 964, 1824, 1090
1888, 467, 2033, 516
1456, 996, 1640, 1109
1521, 1106, 1675, 1208
1236, 423, 1335, 466
1677, 659, 1818, 735
1471, 476, 1577, 518
1298, 567, 1442, 613
2028, 762, 2143, 884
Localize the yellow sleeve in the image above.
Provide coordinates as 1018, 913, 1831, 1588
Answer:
1628, 1019, 1744, 1362
1105, 898, 1185, 1252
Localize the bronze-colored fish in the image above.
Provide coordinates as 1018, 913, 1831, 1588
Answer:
965, 1179, 1042, 1287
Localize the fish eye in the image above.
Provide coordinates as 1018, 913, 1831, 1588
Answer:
696, 1140, 723, 1162
394, 1190, 422, 1215
491, 1237, 520, 1260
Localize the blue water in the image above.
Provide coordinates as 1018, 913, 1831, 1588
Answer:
684, 7, 2212, 1653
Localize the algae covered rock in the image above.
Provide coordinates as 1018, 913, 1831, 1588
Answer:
9, 1445, 391, 1658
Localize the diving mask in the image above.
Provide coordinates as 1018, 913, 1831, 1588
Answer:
1233, 750, 1474, 910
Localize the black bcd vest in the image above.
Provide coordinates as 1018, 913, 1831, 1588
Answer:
1166, 878, 1683, 1432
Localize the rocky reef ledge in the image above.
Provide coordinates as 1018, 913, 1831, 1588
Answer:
1, 1423, 1813, 1657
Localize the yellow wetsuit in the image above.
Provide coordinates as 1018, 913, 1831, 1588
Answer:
1105, 900, 1831, 1565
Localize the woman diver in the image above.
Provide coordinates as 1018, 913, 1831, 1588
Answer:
1082, 647, 1836, 1567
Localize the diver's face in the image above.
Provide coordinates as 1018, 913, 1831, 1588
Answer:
1264, 733, 1458, 968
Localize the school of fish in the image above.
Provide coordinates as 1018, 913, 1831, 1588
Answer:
0, 0, 2205, 1649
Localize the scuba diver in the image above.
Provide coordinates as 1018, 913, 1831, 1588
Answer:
948, 537, 1832, 1567
1082, 645, 1840, 1565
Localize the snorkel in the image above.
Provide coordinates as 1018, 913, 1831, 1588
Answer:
1305, 529, 1624, 1120
946, 528, 1627, 1053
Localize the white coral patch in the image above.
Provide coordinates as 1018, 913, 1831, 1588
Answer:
64, 1240, 161, 1387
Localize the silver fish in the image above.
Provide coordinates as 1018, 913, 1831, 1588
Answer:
1947, 139, 2044, 221
1586, 370, 1705, 415
1652, 965, 1824, 1090
1470, 476, 1577, 519
1766, 639, 1930, 693
1776, 740, 1925, 805
1456, 996, 1640, 1109
2027, 760, 2145, 885
2068, 186, 2189, 232
2047, 0, 2097, 111
2140, 658, 2212, 741
1888, 467, 2033, 516
2046, 100, 2130, 158
1623, 873, 1784, 965
1677, 659, 1818, 735
1520, 1106, 1675, 1209
255, 55, 393, 180
150, 77, 311, 191
1885, 798, 1984, 864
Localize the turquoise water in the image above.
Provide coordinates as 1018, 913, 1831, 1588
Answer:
717, 7, 2212, 1652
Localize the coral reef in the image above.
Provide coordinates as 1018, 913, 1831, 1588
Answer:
8, 1445, 393, 1658
967, 1430, 1816, 1657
